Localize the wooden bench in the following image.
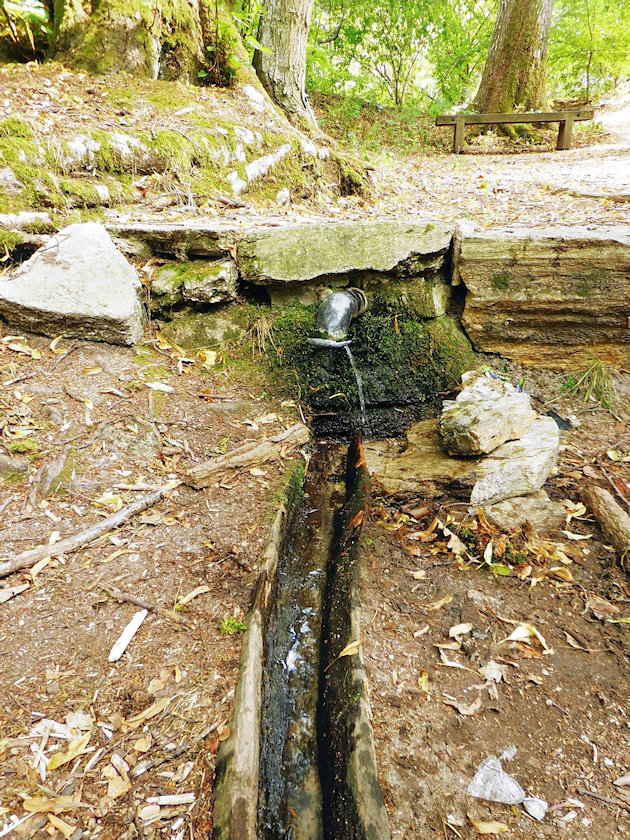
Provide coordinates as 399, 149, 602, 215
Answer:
435, 110, 594, 153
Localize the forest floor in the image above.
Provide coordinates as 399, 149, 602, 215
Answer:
0, 64, 629, 840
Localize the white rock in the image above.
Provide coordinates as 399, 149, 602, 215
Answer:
0, 222, 144, 345
440, 370, 537, 455
227, 170, 247, 196
484, 490, 565, 533
245, 143, 291, 183
470, 416, 560, 507
0, 167, 24, 194
277, 187, 290, 205
0, 211, 51, 229
234, 126, 256, 145
240, 83, 266, 112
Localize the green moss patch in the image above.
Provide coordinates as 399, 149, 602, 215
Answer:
0, 116, 34, 139
269, 305, 475, 412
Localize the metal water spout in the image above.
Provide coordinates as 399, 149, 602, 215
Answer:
307, 287, 368, 347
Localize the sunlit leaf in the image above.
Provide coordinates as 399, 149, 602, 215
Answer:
468, 814, 509, 834
47, 732, 91, 770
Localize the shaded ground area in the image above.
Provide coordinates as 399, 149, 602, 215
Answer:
361, 366, 630, 840
0, 330, 303, 839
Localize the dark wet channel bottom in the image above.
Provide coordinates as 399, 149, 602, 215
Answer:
258, 443, 347, 840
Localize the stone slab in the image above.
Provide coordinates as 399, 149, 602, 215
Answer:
237, 220, 454, 284
457, 225, 630, 368
0, 222, 144, 346
106, 220, 236, 259
365, 416, 559, 507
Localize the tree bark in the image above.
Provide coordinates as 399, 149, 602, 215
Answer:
50, 0, 212, 80
473, 0, 553, 113
253, 0, 317, 128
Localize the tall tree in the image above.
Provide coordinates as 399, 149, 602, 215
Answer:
253, 0, 317, 127
473, 0, 553, 112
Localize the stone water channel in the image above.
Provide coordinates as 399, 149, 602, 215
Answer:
213, 435, 390, 840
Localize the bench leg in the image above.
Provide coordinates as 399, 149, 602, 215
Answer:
557, 116, 574, 150
453, 117, 465, 153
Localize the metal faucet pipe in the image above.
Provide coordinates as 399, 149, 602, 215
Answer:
307, 288, 368, 347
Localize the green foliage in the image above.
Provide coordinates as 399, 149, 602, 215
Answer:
0, 115, 34, 138
220, 615, 247, 635
552, 357, 627, 419
268, 305, 473, 412
308, 0, 496, 110
8, 437, 39, 455
548, 0, 630, 100
1, 0, 51, 60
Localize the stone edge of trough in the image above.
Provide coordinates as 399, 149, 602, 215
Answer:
211, 495, 287, 840
323, 438, 391, 840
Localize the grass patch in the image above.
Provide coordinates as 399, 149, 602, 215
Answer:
220, 615, 247, 635
549, 356, 628, 420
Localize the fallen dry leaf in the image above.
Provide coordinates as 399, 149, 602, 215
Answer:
47, 814, 76, 838
348, 509, 365, 529
176, 585, 211, 609
422, 594, 453, 611
468, 814, 509, 834
443, 695, 483, 716
449, 622, 473, 638
23, 796, 87, 814
47, 732, 91, 770
325, 639, 361, 671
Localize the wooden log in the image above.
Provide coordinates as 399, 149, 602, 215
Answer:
185, 423, 309, 489
0, 480, 180, 580
582, 485, 630, 571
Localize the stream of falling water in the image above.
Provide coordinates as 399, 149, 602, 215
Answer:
344, 345, 366, 425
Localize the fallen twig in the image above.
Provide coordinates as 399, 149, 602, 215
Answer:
582, 484, 630, 571
0, 480, 180, 579
97, 582, 190, 626
577, 786, 630, 810
185, 423, 308, 489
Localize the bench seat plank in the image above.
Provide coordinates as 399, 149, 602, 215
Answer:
435, 110, 594, 152
436, 110, 593, 125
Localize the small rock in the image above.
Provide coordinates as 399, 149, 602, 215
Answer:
440, 370, 536, 455
469, 416, 560, 507
277, 187, 290, 205
44, 404, 65, 424
0, 452, 29, 477
0, 211, 51, 229
484, 490, 565, 533
0, 166, 25, 194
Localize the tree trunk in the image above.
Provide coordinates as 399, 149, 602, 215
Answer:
50, 0, 212, 80
253, 0, 317, 128
473, 0, 553, 113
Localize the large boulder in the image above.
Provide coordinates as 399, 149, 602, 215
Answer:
440, 370, 537, 456
0, 222, 144, 345
456, 225, 630, 368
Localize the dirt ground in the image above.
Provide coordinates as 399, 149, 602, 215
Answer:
0, 330, 304, 839
361, 366, 630, 840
